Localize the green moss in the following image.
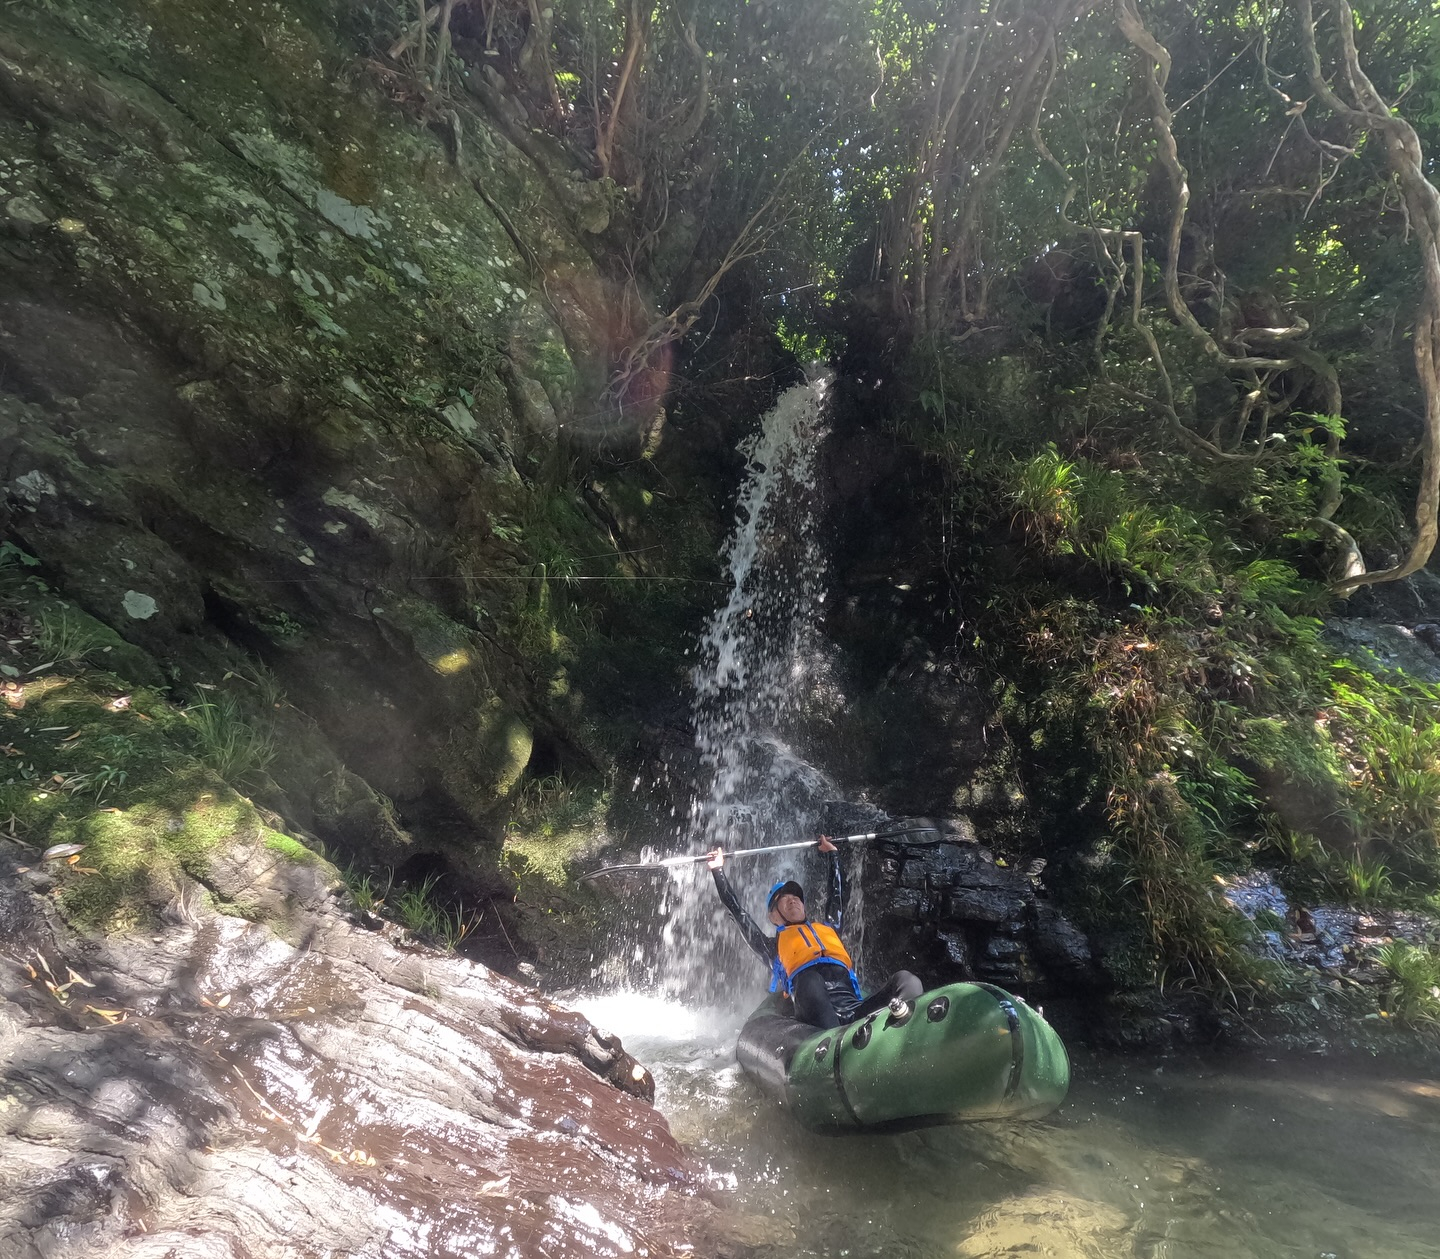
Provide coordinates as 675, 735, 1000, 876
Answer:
54, 775, 263, 931
477, 699, 534, 798
263, 828, 318, 864
502, 773, 608, 884
433, 698, 534, 816
503, 829, 593, 885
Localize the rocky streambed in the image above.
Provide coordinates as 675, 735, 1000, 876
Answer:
0, 835, 719, 1259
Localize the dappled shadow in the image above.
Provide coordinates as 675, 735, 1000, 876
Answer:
0, 835, 705, 1257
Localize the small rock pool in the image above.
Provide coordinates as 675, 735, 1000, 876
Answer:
573, 992, 1440, 1259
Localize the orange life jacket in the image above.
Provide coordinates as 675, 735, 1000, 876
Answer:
769, 921, 861, 996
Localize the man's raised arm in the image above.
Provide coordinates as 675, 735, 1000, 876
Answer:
707, 848, 774, 962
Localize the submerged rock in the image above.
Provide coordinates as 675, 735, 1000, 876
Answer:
955, 1190, 1131, 1259
0, 838, 705, 1257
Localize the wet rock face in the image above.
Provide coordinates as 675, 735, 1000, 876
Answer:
858, 828, 1101, 1001
0, 0, 653, 902
0, 839, 703, 1258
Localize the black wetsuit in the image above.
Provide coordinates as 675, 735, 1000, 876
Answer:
711, 853, 923, 1029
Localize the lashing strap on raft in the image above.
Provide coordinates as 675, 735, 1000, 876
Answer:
975, 983, 1026, 1101
829, 1019, 867, 1127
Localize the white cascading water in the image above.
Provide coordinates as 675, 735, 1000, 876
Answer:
576, 374, 852, 1092
656, 373, 843, 1009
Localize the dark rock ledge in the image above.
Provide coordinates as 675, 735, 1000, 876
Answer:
0, 838, 709, 1259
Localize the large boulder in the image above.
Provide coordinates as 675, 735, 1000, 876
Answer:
859, 825, 1101, 998
0, 835, 708, 1257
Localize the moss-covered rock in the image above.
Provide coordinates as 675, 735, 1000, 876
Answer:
443, 694, 534, 811
0, 0, 727, 969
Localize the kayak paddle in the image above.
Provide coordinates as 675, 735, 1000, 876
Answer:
580, 825, 940, 881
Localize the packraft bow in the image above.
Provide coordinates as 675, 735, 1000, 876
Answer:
736, 981, 1069, 1132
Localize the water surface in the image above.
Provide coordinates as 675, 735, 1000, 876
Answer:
575, 992, 1440, 1259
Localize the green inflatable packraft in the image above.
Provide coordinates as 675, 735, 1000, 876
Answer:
735, 981, 1070, 1131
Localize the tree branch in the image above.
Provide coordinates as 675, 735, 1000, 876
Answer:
1109, 0, 1342, 467
596, 0, 649, 181
670, 4, 710, 147
1292, 0, 1440, 594
604, 142, 812, 407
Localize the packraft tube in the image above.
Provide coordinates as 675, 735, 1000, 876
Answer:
735, 981, 1069, 1131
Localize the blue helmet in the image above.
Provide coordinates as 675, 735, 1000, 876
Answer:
766, 878, 804, 910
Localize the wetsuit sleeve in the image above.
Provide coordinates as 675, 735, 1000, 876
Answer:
710, 868, 776, 964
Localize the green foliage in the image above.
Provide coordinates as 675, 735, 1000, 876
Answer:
35, 609, 106, 665
977, 444, 1440, 988
1333, 482, 1407, 555
1011, 446, 1080, 542
1324, 664, 1440, 862
185, 693, 276, 785
1006, 449, 1225, 598
775, 317, 837, 364
1252, 907, 1286, 934
1336, 854, 1394, 905
435, 906, 480, 951
951, 381, 1430, 991
41, 762, 130, 804
892, 202, 1440, 989
1376, 941, 1440, 1026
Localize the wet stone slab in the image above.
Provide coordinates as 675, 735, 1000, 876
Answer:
0, 841, 706, 1259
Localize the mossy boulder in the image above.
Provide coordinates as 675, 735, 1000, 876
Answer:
441, 695, 534, 814
56, 781, 269, 931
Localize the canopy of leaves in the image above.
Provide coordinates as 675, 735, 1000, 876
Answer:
406, 0, 1440, 991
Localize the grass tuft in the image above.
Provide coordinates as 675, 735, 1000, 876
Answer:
1376, 941, 1440, 1026
36, 609, 107, 665
343, 864, 389, 915
344, 866, 483, 952
392, 873, 446, 935
185, 692, 276, 784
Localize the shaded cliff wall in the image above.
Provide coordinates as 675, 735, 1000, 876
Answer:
0, 0, 754, 955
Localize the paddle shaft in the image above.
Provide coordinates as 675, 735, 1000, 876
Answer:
581, 826, 936, 880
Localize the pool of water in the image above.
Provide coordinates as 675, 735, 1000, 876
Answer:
572, 992, 1440, 1259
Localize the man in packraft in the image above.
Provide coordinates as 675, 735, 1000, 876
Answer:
706, 836, 923, 1028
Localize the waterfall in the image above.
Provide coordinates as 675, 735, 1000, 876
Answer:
653, 373, 841, 1009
